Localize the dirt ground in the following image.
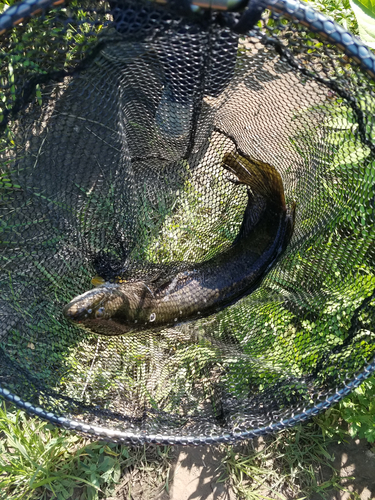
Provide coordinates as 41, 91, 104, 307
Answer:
106, 437, 375, 500
310, 438, 375, 500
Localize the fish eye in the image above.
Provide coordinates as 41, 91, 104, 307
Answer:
95, 307, 105, 318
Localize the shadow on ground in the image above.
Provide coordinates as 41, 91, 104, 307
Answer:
164, 445, 235, 500
106, 437, 375, 500
107, 444, 234, 500
311, 437, 375, 500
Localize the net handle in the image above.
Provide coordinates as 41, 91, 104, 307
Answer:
0, 0, 255, 37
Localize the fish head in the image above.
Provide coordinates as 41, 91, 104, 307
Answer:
63, 283, 128, 322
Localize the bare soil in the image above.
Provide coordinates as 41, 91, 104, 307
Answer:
106, 444, 235, 500
311, 437, 375, 500
106, 437, 375, 500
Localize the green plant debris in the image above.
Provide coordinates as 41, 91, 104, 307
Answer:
221, 423, 355, 500
0, 402, 172, 500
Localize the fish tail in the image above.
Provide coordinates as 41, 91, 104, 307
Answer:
222, 152, 286, 211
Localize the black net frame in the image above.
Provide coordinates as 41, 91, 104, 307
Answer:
0, 0, 374, 445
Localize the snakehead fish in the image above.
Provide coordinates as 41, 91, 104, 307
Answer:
63, 152, 296, 336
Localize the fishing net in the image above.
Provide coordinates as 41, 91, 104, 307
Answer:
0, 0, 375, 445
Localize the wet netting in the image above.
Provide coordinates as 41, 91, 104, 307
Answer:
0, 0, 375, 445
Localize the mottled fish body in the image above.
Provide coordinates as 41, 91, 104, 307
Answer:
64, 152, 296, 335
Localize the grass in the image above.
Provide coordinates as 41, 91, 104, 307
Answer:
220, 423, 355, 500
141, 155, 246, 264
57, 327, 224, 418
0, 400, 367, 500
306, 0, 359, 34
0, 401, 173, 500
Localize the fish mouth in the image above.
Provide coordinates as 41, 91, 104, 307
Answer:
74, 317, 136, 336
63, 285, 119, 322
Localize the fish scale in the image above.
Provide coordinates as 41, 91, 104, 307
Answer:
63, 151, 296, 335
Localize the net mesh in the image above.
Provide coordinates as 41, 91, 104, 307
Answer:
0, 0, 375, 444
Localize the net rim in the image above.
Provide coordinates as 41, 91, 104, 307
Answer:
1, 0, 375, 444
1, 0, 375, 86
264, 0, 375, 81
1, 357, 375, 444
